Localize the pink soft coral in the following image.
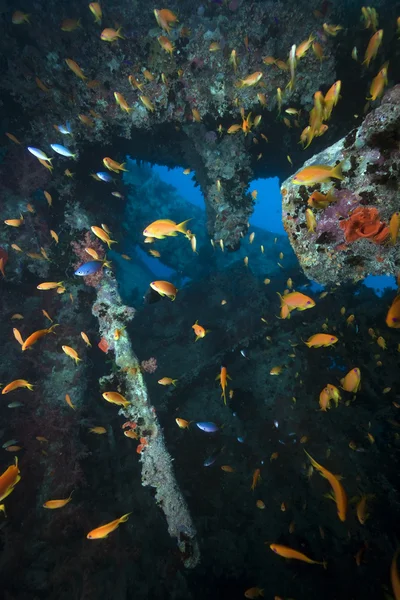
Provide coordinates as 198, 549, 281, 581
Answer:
71, 231, 105, 287
141, 357, 158, 373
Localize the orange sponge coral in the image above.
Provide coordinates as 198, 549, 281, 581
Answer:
339, 207, 389, 244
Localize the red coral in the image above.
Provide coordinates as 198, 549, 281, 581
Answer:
339, 207, 390, 244
71, 231, 105, 287
98, 337, 109, 353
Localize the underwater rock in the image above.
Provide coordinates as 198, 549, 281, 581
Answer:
281, 85, 400, 285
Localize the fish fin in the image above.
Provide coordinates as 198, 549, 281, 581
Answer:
331, 160, 344, 180
119, 512, 132, 523
120, 162, 128, 171
172, 379, 178, 386
323, 492, 336, 502
117, 28, 125, 39
176, 219, 193, 234
169, 231, 179, 237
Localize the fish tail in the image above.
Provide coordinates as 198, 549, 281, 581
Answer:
48, 324, 59, 334
119, 512, 132, 523
120, 162, 128, 171
117, 28, 125, 39
176, 219, 192, 234
26, 383, 34, 391
331, 160, 344, 180
304, 449, 321, 471
106, 239, 118, 249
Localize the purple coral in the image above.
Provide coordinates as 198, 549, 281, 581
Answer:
315, 189, 360, 243
141, 357, 158, 373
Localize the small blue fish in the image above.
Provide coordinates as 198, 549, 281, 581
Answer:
56, 121, 72, 135
74, 261, 103, 276
196, 421, 219, 433
96, 171, 113, 183
50, 144, 76, 158
27, 147, 52, 162
2, 439, 18, 449
203, 454, 218, 467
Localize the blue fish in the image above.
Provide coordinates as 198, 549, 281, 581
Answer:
57, 121, 72, 135
96, 171, 113, 183
74, 261, 103, 276
50, 144, 76, 158
196, 422, 219, 433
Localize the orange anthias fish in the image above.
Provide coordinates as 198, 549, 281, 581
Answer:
269, 543, 326, 567
65, 58, 87, 80
103, 157, 128, 173
304, 333, 338, 348
101, 27, 124, 42
236, 72, 263, 88
91, 226, 117, 249
192, 320, 210, 341
251, 468, 261, 491
0, 457, 21, 501
363, 29, 383, 67
154, 9, 178, 34
2, 379, 34, 394
244, 587, 264, 599
150, 280, 178, 301
37, 281, 63, 290
277, 291, 315, 319
386, 296, 400, 328
102, 391, 130, 407
89, 2, 102, 24
43, 490, 73, 509
367, 63, 388, 101
22, 324, 58, 351
87, 512, 131, 539
340, 367, 361, 392
65, 394, 76, 410
62, 345, 82, 364
158, 377, 178, 386
114, 92, 132, 113
143, 219, 192, 239
304, 450, 347, 522
158, 35, 174, 55
216, 366, 231, 404
176, 418, 191, 429
89, 426, 107, 434
293, 162, 344, 185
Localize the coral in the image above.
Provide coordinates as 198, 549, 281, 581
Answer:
70, 231, 105, 287
140, 357, 158, 373
339, 207, 390, 245
0, 148, 50, 198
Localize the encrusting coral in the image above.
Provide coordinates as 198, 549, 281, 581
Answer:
92, 272, 200, 569
339, 206, 389, 244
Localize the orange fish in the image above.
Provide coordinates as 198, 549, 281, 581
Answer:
4, 214, 24, 227
43, 490, 73, 509
150, 280, 178, 301
81, 331, 92, 347
0, 457, 21, 502
304, 333, 338, 348
103, 157, 128, 173
386, 296, 400, 328
65, 394, 76, 410
128, 75, 143, 90
176, 418, 191, 429
61, 18, 82, 32
37, 281, 63, 290
114, 92, 132, 113
216, 366, 231, 404
158, 377, 178, 386
158, 35, 174, 55
91, 226, 117, 249
139, 95, 155, 112
293, 162, 343, 185
87, 513, 131, 539
62, 345, 82, 364
2, 379, 33, 394
89, 2, 102, 24
22, 324, 58, 351
367, 63, 388, 101
12, 11, 30, 24
269, 543, 326, 567
340, 367, 361, 392
50, 230, 59, 244
89, 426, 107, 434
363, 29, 383, 67
192, 320, 210, 341
304, 450, 347, 521
277, 291, 315, 319
102, 391, 130, 407
101, 27, 124, 42
65, 58, 87, 80
251, 468, 261, 491
13, 328, 24, 346
5, 132, 21, 144
154, 8, 178, 34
